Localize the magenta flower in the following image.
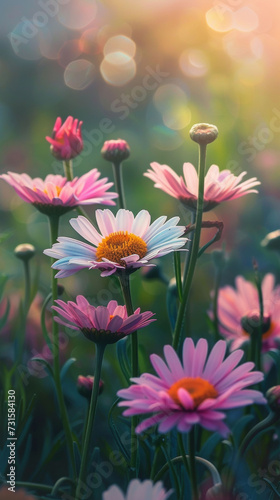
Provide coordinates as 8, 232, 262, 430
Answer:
103, 479, 173, 500
0, 169, 118, 216
46, 116, 83, 160
44, 209, 187, 277
118, 338, 266, 437
77, 375, 104, 398
214, 274, 280, 352
145, 163, 260, 211
52, 296, 155, 345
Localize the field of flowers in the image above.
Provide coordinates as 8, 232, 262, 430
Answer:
1, 1, 280, 499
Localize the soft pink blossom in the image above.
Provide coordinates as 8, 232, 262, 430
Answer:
118, 338, 266, 437
0, 169, 118, 215
46, 116, 83, 160
214, 274, 280, 352
53, 297, 155, 345
145, 163, 260, 211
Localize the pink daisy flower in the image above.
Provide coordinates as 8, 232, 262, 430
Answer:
103, 479, 173, 500
44, 209, 187, 277
118, 338, 266, 437
145, 163, 260, 212
214, 274, 280, 352
52, 297, 155, 345
0, 169, 118, 216
46, 116, 83, 160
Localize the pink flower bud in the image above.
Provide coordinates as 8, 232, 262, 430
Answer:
46, 116, 83, 160
101, 139, 130, 163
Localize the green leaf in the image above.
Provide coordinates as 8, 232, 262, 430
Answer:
232, 414, 254, 448
116, 338, 130, 384
199, 432, 223, 460
60, 358, 76, 381
30, 357, 54, 378
108, 398, 130, 464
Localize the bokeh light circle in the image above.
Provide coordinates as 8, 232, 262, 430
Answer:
206, 7, 234, 32
153, 84, 191, 130
103, 35, 136, 59
58, 0, 97, 30
100, 52, 136, 86
64, 59, 95, 90
179, 49, 209, 78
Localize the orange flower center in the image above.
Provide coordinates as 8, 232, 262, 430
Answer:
34, 185, 62, 197
168, 377, 218, 408
96, 231, 147, 265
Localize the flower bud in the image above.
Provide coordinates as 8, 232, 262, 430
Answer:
189, 123, 219, 145
266, 386, 280, 414
46, 116, 83, 161
101, 139, 130, 163
77, 375, 104, 399
14, 243, 35, 261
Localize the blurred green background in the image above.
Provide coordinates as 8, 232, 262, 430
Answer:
1, 0, 280, 488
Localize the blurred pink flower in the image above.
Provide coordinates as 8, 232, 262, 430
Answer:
118, 338, 266, 437
103, 479, 173, 500
145, 163, 260, 211
44, 209, 187, 278
0, 169, 118, 216
214, 274, 280, 352
0, 487, 35, 499
46, 116, 83, 160
53, 296, 155, 345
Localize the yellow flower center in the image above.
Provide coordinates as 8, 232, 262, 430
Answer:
34, 185, 62, 197
96, 231, 147, 265
168, 377, 218, 408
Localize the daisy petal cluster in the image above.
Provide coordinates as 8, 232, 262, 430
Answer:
118, 338, 266, 437
0, 169, 118, 216
145, 162, 260, 211
44, 209, 187, 277
214, 273, 280, 352
103, 479, 173, 500
53, 297, 155, 345
46, 116, 83, 160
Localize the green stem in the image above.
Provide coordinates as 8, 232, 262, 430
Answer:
112, 162, 126, 209
177, 433, 190, 477
63, 160, 73, 181
76, 344, 105, 500
23, 260, 31, 312
14, 482, 53, 493
182, 211, 196, 286
48, 215, 76, 478
213, 266, 222, 341
118, 272, 138, 475
63, 159, 90, 219
172, 144, 207, 351
188, 428, 199, 500
255, 269, 264, 372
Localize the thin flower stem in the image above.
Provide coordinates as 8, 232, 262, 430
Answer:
188, 429, 199, 500
213, 265, 222, 341
118, 273, 138, 475
48, 215, 76, 479
255, 266, 264, 372
62, 159, 90, 219
23, 259, 31, 312
63, 159, 73, 181
76, 343, 105, 500
112, 162, 126, 209
172, 143, 207, 351
182, 211, 196, 286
